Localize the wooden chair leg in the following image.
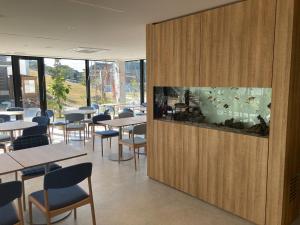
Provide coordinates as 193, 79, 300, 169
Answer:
101, 138, 104, 157
74, 208, 77, 219
18, 198, 24, 225
91, 202, 96, 225
134, 147, 137, 171
28, 200, 33, 225
92, 135, 95, 151
109, 138, 112, 148
138, 148, 140, 158
22, 178, 26, 211
84, 129, 86, 146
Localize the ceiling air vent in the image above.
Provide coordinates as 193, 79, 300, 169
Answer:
72, 47, 109, 54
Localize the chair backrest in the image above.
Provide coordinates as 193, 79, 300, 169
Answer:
118, 112, 134, 118
92, 114, 111, 124
105, 106, 115, 114
13, 134, 49, 151
32, 116, 50, 126
122, 108, 134, 113
44, 163, 92, 190
79, 106, 94, 110
0, 181, 22, 207
22, 125, 48, 137
103, 109, 110, 115
133, 123, 147, 135
91, 103, 99, 110
45, 110, 54, 119
0, 115, 10, 122
65, 113, 84, 123
6, 107, 24, 111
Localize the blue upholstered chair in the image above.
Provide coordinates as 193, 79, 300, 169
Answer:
32, 116, 50, 126
0, 181, 24, 225
28, 163, 96, 225
92, 114, 119, 156
119, 123, 147, 170
0, 115, 11, 153
22, 125, 48, 137
118, 111, 134, 137
13, 135, 61, 210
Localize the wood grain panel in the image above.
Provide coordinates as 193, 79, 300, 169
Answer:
267, 0, 295, 224
198, 128, 268, 225
279, 0, 300, 224
199, 0, 276, 87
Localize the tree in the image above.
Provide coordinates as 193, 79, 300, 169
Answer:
48, 71, 70, 118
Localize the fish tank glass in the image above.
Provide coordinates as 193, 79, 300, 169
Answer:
154, 87, 272, 137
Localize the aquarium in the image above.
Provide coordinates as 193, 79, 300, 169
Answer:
154, 87, 272, 137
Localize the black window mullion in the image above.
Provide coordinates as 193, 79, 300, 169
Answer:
85, 60, 91, 107
37, 57, 47, 115
11, 56, 22, 108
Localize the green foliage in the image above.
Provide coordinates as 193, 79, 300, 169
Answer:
48, 69, 71, 118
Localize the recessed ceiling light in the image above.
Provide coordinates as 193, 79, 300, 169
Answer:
72, 47, 109, 54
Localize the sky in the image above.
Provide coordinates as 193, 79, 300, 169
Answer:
44, 58, 85, 72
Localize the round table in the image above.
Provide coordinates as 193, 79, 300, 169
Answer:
0, 121, 38, 142
63, 109, 96, 115
0, 111, 24, 116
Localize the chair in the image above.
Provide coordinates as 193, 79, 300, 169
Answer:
13, 135, 61, 210
0, 115, 11, 153
119, 124, 147, 170
45, 109, 67, 140
7, 107, 24, 111
118, 111, 134, 137
0, 181, 24, 225
28, 163, 96, 225
65, 113, 85, 145
32, 116, 52, 142
79, 106, 94, 137
92, 114, 119, 156
122, 108, 134, 114
91, 103, 99, 114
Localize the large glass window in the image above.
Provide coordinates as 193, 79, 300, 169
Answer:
125, 60, 141, 104
45, 58, 86, 117
89, 61, 120, 105
0, 56, 14, 110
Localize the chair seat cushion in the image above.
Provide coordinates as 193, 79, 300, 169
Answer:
0, 134, 10, 142
30, 185, 88, 210
95, 130, 119, 137
51, 121, 66, 126
66, 124, 85, 129
22, 163, 61, 177
0, 203, 19, 225
120, 137, 146, 145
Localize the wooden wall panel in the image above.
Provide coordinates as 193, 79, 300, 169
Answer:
152, 15, 201, 87
198, 128, 268, 225
267, 0, 295, 224
199, 0, 276, 87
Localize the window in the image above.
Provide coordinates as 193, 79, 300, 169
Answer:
0, 56, 14, 110
125, 60, 141, 104
45, 58, 86, 117
89, 61, 120, 105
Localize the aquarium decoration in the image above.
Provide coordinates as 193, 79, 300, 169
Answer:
154, 87, 272, 137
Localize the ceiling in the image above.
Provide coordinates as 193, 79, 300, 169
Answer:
0, 0, 237, 61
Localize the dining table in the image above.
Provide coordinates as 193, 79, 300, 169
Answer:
63, 109, 96, 116
0, 120, 38, 142
5, 143, 87, 225
0, 110, 24, 116
98, 115, 146, 161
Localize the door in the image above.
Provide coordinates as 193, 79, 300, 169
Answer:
12, 56, 46, 120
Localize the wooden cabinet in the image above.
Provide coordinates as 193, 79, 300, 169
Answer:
151, 0, 276, 87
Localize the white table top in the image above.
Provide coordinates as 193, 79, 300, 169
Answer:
98, 115, 146, 128
63, 109, 96, 115
8, 143, 87, 168
0, 121, 37, 132
0, 111, 24, 116
0, 154, 23, 175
